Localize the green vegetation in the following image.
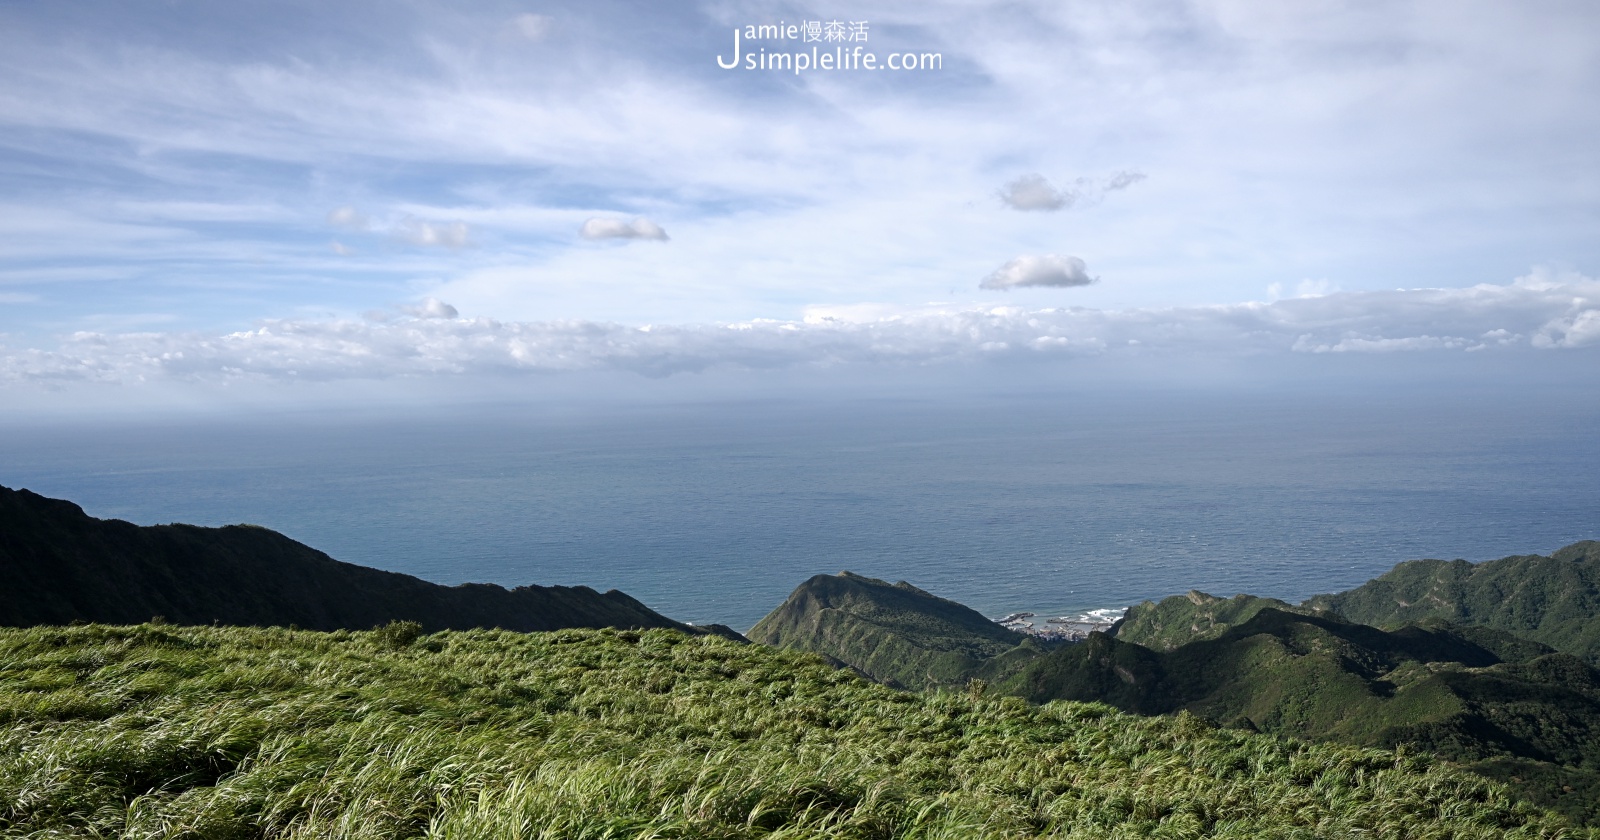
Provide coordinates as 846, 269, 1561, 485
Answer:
1308, 541, 1600, 663
747, 568, 1600, 824
0, 485, 720, 636
1113, 591, 1315, 651
0, 622, 1583, 838
1004, 609, 1600, 824
747, 572, 1041, 690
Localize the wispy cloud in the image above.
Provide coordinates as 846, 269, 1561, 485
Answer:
0, 2, 1595, 353
996, 172, 1147, 212
396, 218, 470, 248
1103, 171, 1146, 192
327, 206, 369, 230
327, 208, 470, 248
509, 13, 553, 42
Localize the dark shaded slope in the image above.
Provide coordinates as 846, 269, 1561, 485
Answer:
1307, 541, 1600, 663
747, 571, 1040, 689
0, 485, 718, 635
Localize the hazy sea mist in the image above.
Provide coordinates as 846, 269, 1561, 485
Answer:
3, 385, 1597, 631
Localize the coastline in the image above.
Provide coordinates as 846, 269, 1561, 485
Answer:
994, 607, 1126, 642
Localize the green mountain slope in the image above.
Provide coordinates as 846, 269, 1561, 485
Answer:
0, 622, 1579, 839
0, 485, 717, 635
1113, 590, 1317, 650
747, 571, 1041, 689
1307, 541, 1600, 662
1002, 608, 1600, 823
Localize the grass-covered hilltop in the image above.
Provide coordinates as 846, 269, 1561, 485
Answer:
4, 484, 1600, 836
746, 571, 1043, 690
0, 622, 1580, 839
755, 548, 1600, 827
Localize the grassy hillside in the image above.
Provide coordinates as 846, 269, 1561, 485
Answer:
1113, 591, 1316, 650
0, 622, 1583, 839
1307, 541, 1600, 662
0, 485, 715, 636
1003, 608, 1600, 823
747, 572, 1039, 690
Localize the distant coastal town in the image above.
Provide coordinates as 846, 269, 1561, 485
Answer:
994, 608, 1125, 642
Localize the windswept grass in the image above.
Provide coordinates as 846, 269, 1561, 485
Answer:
0, 623, 1586, 838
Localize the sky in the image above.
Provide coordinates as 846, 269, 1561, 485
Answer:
1, 0, 1598, 410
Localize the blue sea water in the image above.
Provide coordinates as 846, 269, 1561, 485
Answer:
2, 387, 1598, 631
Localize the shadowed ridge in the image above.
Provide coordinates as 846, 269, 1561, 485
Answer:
0, 484, 728, 636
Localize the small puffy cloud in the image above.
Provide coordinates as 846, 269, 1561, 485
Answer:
511, 13, 553, 40
397, 218, 470, 248
997, 174, 1071, 211
326, 206, 368, 230
1104, 170, 1147, 192
580, 217, 669, 241
404, 298, 459, 320
330, 240, 352, 256
980, 255, 1097, 290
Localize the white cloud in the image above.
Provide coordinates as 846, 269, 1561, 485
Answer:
981, 255, 1097, 290
6, 272, 1593, 386
1534, 309, 1600, 349
998, 174, 1071, 211
580, 217, 669, 241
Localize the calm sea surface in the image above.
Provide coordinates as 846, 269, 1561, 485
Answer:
3, 390, 1598, 631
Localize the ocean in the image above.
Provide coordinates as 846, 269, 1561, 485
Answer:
3, 386, 1597, 631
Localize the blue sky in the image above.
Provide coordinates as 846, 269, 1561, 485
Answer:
2, 0, 1598, 407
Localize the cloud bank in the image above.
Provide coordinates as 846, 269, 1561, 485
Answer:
3, 271, 1594, 385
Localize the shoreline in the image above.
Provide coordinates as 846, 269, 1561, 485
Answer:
994, 607, 1126, 642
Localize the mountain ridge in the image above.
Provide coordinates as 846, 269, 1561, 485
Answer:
0, 484, 737, 637
1307, 541, 1600, 662
746, 570, 1041, 689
